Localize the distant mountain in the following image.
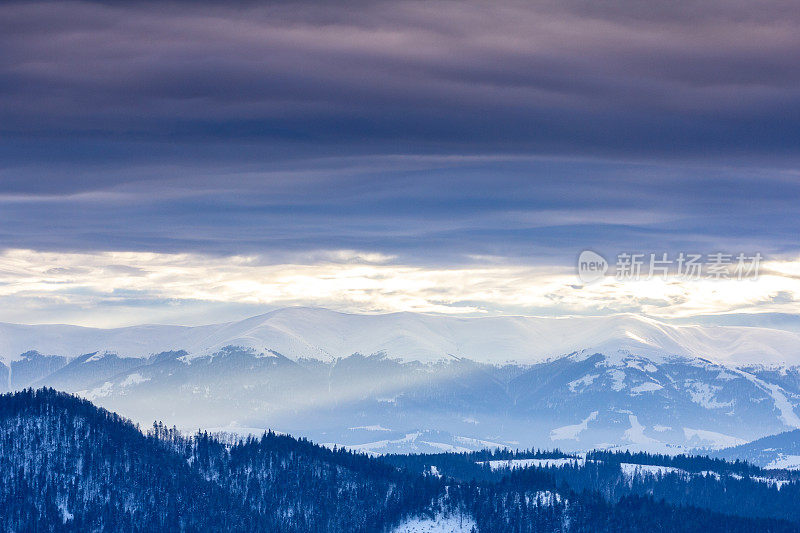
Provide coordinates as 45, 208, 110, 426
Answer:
4, 345, 800, 454
2, 308, 800, 452
714, 429, 800, 469
1, 388, 798, 532
2, 308, 800, 366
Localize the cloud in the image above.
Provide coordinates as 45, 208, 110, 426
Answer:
0, 0, 798, 324
1, 0, 798, 160
1, 248, 800, 327
0, 154, 799, 266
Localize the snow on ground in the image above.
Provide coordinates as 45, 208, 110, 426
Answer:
550, 411, 598, 441
766, 455, 800, 470
625, 359, 659, 373
683, 428, 747, 449
622, 463, 790, 489
480, 458, 586, 470
750, 476, 791, 489
453, 436, 507, 449
327, 432, 486, 455
4, 308, 800, 366
630, 381, 663, 394
78, 382, 113, 401
419, 441, 475, 454
58, 503, 73, 524
620, 463, 685, 479
477, 456, 793, 491
341, 432, 422, 452
568, 373, 599, 392
349, 425, 392, 431
607, 370, 626, 391
392, 513, 476, 533
684, 380, 732, 409
528, 490, 562, 507
761, 381, 800, 428
204, 426, 280, 439
119, 373, 149, 387
727, 368, 800, 429
623, 415, 658, 445
83, 352, 109, 363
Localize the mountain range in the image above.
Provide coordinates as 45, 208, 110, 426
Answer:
3, 307, 800, 366
2, 307, 800, 456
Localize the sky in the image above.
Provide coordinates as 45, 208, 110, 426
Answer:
0, 0, 799, 327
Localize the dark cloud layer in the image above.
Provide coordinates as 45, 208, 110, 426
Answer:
3, 0, 799, 156
0, 0, 798, 264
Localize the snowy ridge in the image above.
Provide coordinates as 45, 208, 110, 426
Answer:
2, 308, 800, 366
620, 463, 791, 489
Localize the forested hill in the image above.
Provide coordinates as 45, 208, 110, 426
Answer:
0, 388, 438, 532
1, 389, 799, 532
712, 429, 800, 468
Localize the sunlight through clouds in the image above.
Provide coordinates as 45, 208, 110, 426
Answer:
0, 248, 798, 327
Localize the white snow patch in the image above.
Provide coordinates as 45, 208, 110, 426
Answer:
79, 381, 113, 401
529, 490, 562, 507
622, 463, 789, 489
683, 428, 747, 449
58, 503, 73, 523
622, 464, 718, 481
333, 433, 487, 455
83, 352, 108, 363
607, 369, 626, 391
624, 359, 658, 373
653, 425, 672, 432
568, 373, 599, 392
624, 331, 653, 346
481, 458, 586, 470
550, 411, 598, 441
765, 455, 800, 470
418, 441, 473, 454
349, 425, 392, 432
766, 383, 800, 428
732, 369, 800, 429
751, 476, 791, 489
623, 415, 658, 445
621, 463, 684, 479
452, 436, 507, 449
119, 373, 149, 387
392, 513, 477, 533
630, 382, 663, 394
684, 380, 732, 409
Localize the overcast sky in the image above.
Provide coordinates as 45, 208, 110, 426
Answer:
1, 0, 799, 326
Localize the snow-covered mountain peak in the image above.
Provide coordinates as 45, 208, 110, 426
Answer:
1, 308, 800, 367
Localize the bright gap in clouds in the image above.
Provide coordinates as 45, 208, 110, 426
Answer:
0, 248, 797, 328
